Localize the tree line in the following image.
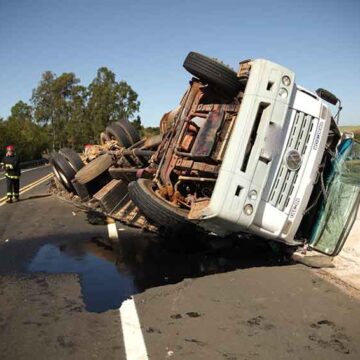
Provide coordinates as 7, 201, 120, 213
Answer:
0, 67, 158, 161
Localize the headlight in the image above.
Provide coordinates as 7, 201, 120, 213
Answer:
279, 88, 288, 99
282, 75, 291, 86
248, 190, 257, 200
243, 204, 253, 216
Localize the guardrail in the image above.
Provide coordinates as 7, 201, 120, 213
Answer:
20, 158, 49, 169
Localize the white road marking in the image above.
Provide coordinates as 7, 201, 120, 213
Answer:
120, 298, 149, 360
0, 173, 53, 206
0, 164, 50, 181
107, 219, 119, 242
106, 220, 149, 360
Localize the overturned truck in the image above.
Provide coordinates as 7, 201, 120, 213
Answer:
50, 52, 360, 256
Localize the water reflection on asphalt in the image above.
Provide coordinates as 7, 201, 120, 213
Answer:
28, 242, 136, 312
28, 228, 290, 313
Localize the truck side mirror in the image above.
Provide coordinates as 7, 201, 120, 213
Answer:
315, 88, 338, 106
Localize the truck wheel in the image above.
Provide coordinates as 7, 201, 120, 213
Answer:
50, 153, 76, 192
183, 51, 243, 96
117, 118, 141, 145
75, 153, 114, 184
100, 132, 110, 145
105, 123, 132, 148
59, 148, 84, 172
128, 179, 190, 228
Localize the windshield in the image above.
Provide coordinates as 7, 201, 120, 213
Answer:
309, 138, 360, 255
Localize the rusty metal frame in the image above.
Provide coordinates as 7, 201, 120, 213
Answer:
151, 78, 242, 209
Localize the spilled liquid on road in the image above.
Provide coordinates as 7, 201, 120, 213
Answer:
28, 242, 136, 312
28, 230, 288, 312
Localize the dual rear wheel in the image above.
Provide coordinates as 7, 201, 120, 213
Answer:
102, 118, 140, 147
50, 149, 83, 193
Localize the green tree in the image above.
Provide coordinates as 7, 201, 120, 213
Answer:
129, 116, 160, 138
0, 117, 8, 159
3, 101, 49, 160
7, 66, 144, 155
87, 67, 140, 139
31, 67, 140, 149
65, 84, 91, 150
31, 71, 82, 150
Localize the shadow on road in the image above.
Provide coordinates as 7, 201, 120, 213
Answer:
0, 223, 294, 312
19, 194, 52, 201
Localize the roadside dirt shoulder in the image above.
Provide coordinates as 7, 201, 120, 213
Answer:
133, 264, 360, 360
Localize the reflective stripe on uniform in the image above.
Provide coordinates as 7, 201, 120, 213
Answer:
5, 174, 20, 179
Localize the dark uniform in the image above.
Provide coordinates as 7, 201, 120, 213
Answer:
1, 153, 21, 202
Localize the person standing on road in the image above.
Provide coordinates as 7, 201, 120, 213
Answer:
0, 145, 21, 203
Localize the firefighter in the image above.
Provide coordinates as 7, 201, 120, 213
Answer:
1, 145, 21, 203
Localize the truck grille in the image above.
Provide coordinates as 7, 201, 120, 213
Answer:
268, 111, 314, 210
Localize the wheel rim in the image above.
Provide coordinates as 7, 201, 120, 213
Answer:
59, 171, 70, 188
53, 165, 71, 189
52, 166, 62, 183
66, 159, 77, 172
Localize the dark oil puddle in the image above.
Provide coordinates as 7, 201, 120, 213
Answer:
28, 229, 290, 313
28, 242, 136, 312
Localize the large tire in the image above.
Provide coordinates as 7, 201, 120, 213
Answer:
183, 51, 242, 96
105, 123, 132, 148
75, 153, 113, 184
117, 118, 141, 145
59, 148, 84, 172
128, 179, 190, 228
50, 153, 76, 192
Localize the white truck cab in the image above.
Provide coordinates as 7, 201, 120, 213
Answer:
198, 59, 332, 245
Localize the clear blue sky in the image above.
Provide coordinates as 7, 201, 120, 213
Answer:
0, 0, 359, 126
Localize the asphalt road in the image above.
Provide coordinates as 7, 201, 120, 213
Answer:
0, 164, 51, 199
0, 165, 360, 360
